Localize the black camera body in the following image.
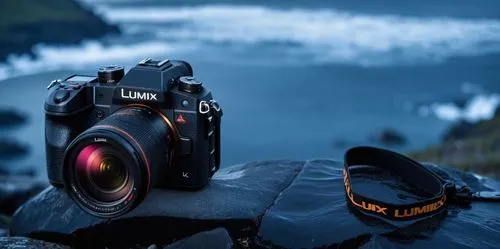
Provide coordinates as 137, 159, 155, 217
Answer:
44, 58, 222, 217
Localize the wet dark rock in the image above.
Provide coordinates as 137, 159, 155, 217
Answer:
0, 175, 48, 215
163, 228, 234, 249
257, 160, 500, 249
0, 237, 71, 249
0, 109, 28, 128
370, 128, 407, 146
9, 160, 500, 249
0, 139, 30, 160
256, 160, 389, 248
11, 160, 304, 248
0, 214, 9, 237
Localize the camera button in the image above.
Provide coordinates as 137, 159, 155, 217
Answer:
96, 110, 105, 119
179, 137, 192, 155
53, 90, 70, 103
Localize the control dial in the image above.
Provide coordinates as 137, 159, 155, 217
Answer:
178, 76, 202, 93
98, 65, 124, 84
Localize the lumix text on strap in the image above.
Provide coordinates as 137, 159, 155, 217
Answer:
343, 146, 500, 222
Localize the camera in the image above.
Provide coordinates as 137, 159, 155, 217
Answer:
44, 58, 222, 218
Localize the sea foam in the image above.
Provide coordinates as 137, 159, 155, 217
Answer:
418, 93, 500, 122
97, 4, 500, 65
1, 4, 500, 80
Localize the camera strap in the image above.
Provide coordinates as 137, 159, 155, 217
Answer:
199, 100, 223, 168
343, 146, 500, 222
209, 100, 223, 167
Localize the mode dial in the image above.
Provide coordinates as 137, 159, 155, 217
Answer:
98, 65, 125, 84
178, 76, 203, 93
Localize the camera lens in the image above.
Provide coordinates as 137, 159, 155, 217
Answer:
90, 156, 126, 192
74, 144, 131, 202
63, 105, 176, 218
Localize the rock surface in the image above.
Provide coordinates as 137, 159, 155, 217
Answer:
0, 215, 8, 237
11, 160, 303, 248
0, 237, 71, 249
9, 159, 500, 249
0, 175, 47, 215
163, 228, 234, 249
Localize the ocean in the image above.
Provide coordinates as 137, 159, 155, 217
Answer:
1, 0, 500, 179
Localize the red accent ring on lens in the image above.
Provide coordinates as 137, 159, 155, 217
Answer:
90, 125, 151, 191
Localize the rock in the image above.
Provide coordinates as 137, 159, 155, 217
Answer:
451, 98, 469, 110
163, 228, 234, 249
10, 160, 304, 248
9, 160, 500, 249
332, 139, 349, 149
256, 160, 397, 248
0, 237, 71, 249
0, 139, 30, 160
147, 244, 159, 249
441, 120, 475, 142
370, 128, 407, 146
0, 214, 9, 237
0, 175, 48, 215
259, 161, 500, 249
0, 109, 28, 128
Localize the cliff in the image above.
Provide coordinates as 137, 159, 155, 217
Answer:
409, 108, 500, 178
0, 0, 119, 62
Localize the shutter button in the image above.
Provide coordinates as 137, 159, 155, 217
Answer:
54, 90, 70, 103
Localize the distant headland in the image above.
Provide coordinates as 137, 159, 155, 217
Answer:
0, 0, 119, 62
410, 107, 500, 178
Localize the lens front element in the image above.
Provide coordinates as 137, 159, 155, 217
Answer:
75, 144, 133, 203
91, 156, 127, 192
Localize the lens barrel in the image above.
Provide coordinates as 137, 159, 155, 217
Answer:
63, 106, 175, 218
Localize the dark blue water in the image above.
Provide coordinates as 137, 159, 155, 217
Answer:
0, 0, 500, 179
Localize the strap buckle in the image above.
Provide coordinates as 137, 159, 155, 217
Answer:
443, 182, 472, 205
453, 186, 473, 203
445, 181, 500, 203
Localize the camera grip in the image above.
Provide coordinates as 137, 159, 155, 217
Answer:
45, 114, 88, 187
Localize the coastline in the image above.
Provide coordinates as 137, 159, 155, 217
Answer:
0, 0, 498, 179
409, 109, 500, 178
0, 0, 119, 63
